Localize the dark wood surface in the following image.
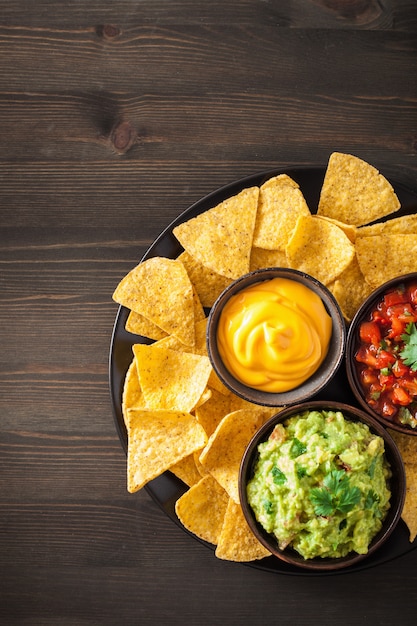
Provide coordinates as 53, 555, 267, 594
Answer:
1, 1, 417, 624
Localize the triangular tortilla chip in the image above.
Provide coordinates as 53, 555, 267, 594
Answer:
253, 174, 311, 250
133, 343, 212, 413
178, 250, 232, 307
328, 255, 374, 322
175, 475, 230, 544
199, 409, 266, 503
122, 358, 145, 426
356, 234, 417, 288
127, 408, 207, 493
285, 214, 355, 285
317, 152, 400, 226
215, 499, 271, 561
173, 186, 259, 279
125, 311, 168, 340
112, 256, 195, 346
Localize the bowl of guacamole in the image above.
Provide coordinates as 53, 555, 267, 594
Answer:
239, 401, 406, 571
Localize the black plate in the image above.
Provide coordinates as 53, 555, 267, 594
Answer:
109, 166, 417, 576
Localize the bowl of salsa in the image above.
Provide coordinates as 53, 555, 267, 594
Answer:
239, 401, 405, 571
206, 267, 346, 408
346, 272, 417, 435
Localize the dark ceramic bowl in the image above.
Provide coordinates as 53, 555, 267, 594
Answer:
239, 400, 406, 572
346, 272, 417, 436
206, 267, 346, 407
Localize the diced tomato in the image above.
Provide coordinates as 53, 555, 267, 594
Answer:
375, 350, 396, 369
380, 399, 397, 417
392, 360, 409, 378
407, 284, 417, 305
384, 288, 408, 308
402, 379, 417, 396
379, 372, 395, 387
361, 367, 379, 385
359, 321, 381, 346
391, 385, 411, 406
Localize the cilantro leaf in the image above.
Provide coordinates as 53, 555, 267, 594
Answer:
310, 487, 335, 517
309, 469, 362, 517
271, 465, 287, 485
337, 485, 361, 513
400, 322, 417, 370
290, 437, 307, 458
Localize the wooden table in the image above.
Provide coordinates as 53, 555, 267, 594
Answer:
1, 1, 417, 624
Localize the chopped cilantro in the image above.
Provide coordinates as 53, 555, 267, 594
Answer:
310, 469, 361, 517
398, 406, 417, 429
400, 322, 417, 370
272, 465, 287, 485
364, 489, 380, 510
290, 437, 307, 458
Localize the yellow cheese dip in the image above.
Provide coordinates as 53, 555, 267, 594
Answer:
216, 277, 332, 392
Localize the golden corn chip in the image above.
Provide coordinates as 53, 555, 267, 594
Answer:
357, 213, 417, 238
133, 344, 212, 413
113, 256, 195, 346
356, 234, 417, 288
125, 311, 167, 340
199, 409, 266, 504
175, 475, 230, 545
317, 152, 400, 226
127, 408, 207, 493
253, 174, 311, 251
195, 388, 231, 437
122, 358, 145, 426
314, 215, 357, 244
215, 499, 271, 562
250, 246, 289, 272
178, 250, 232, 307
173, 186, 259, 279
285, 214, 355, 285
328, 255, 374, 322
169, 454, 203, 487
388, 429, 417, 542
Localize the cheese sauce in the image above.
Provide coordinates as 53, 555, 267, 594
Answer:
217, 277, 332, 392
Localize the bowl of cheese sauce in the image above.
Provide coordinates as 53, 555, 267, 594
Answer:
207, 268, 346, 407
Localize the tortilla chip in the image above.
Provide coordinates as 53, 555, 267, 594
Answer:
178, 251, 232, 307
175, 475, 230, 545
127, 408, 207, 493
388, 429, 417, 542
315, 215, 357, 243
249, 246, 289, 272
253, 174, 311, 250
285, 214, 355, 285
125, 311, 168, 340
195, 388, 231, 437
317, 152, 400, 226
357, 213, 417, 238
328, 255, 374, 321
169, 454, 203, 487
113, 256, 195, 346
199, 409, 265, 503
173, 186, 259, 279
356, 234, 417, 288
215, 499, 271, 561
122, 358, 145, 426
133, 343, 212, 413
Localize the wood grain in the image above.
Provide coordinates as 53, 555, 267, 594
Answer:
1, 1, 417, 624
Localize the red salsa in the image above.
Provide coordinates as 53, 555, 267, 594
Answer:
355, 281, 417, 429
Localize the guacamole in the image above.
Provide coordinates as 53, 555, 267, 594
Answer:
247, 409, 392, 560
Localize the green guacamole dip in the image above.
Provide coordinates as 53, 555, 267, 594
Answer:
247, 409, 392, 560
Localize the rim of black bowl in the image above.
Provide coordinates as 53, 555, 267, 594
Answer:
206, 267, 346, 408
346, 272, 417, 436
239, 400, 406, 572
